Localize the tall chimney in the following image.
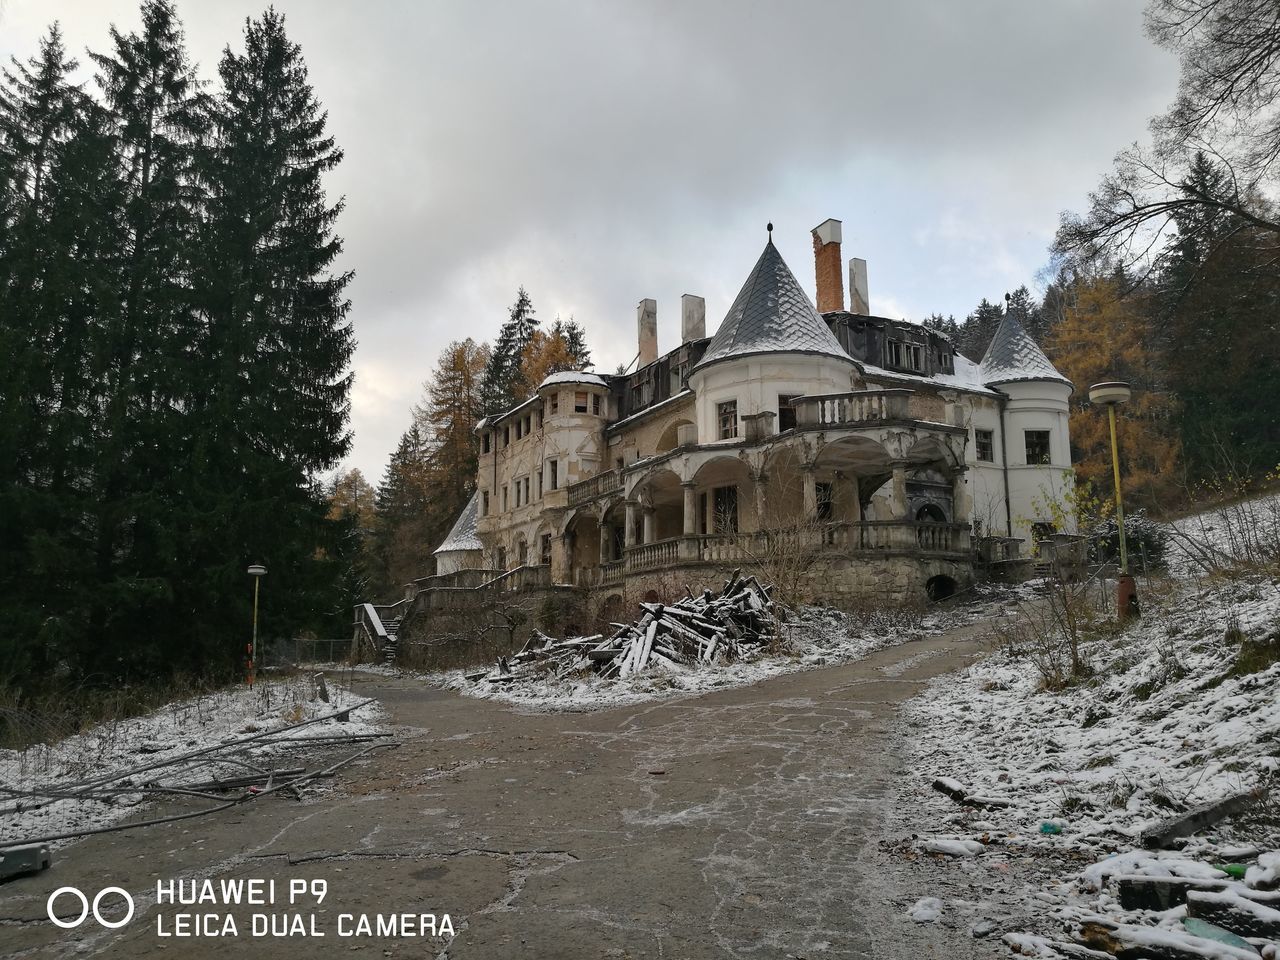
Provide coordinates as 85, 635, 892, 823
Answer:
681, 294, 706, 343
811, 218, 844, 313
637, 298, 658, 367
849, 257, 870, 314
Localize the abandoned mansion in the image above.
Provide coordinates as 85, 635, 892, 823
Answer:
357, 219, 1074, 652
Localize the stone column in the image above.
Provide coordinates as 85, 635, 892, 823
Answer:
848, 475, 862, 523
642, 507, 656, 544
598, 525, 610, 564
625, 501, 638, 548
752, 472, 768, 528
802, 465, 818, 520
551, 535, 571, 584
682, 482, 698, 536
952, 468, 969, 523
889, 461, 909, 520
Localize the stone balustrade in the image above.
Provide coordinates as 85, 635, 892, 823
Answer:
567, 469, 622, 507
793, 389, 913, 427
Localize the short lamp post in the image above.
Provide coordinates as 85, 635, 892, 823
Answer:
1088, 382, 1138, 620
247, 564, 267, 686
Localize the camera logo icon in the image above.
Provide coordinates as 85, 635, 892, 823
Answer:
47, 887, 135, 929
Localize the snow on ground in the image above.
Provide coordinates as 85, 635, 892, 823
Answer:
1168, 490, 1280, 578
889, 498, 1280, 957
425, 584, 1039, 712
0, 674, 386, 847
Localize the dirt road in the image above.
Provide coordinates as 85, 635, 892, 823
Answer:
1, 626, 1007, 959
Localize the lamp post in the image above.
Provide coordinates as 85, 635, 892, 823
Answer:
247, 564, 267, 686
1088, 382, 1138, 620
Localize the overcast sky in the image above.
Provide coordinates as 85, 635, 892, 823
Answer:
0, 1, 1179, 483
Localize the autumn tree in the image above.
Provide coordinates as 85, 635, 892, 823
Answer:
1046, 273, 1182, 508
416, 338, 488, 512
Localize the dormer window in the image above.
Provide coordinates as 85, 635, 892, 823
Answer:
886, 337, 922, 371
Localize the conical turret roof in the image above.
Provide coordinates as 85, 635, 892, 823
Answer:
979, 312, 1071, 388
434, 491, 482, 554
695, 240, 853, 371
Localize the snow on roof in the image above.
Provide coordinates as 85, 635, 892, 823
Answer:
434, 491, 482, 555
695, 240, 853, 371
539, 370, 607, 389
858, 353, 997, 396
979, 312, 1071, 387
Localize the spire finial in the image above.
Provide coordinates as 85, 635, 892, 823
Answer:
767, 221, 773, 240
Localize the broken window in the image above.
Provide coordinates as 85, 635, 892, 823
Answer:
717, 399, 738, 440
574, 391, 588, 413
548, 459, 558, 490
549, 393, 559, 414
778, 394, 800, 432
713, 485, 739, 533
540, 534, 552, 566
592, 394, 601, 416
482, 432, 491, 454
815, 481, 833, 521
1024, 430, 1051, 465
975, 429, 994, 463
886, 339, 903, 367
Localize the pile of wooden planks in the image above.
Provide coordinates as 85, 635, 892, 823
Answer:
470, 571, 779, 685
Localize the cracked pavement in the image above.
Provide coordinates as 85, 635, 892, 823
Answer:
0, 624, 1007, 959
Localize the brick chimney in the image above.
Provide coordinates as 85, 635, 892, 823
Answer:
849, 257, 870, 314
681, 294, 705, 342
637, 298, 658, 367
811, 218, 844, 313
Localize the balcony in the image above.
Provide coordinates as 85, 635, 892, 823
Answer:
793, 389, 913, 428
616, 521, 970, 575
567, 469, 622, 508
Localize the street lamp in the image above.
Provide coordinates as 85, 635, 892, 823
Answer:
1087, 382, 1138, 620
247, 564, 267, 686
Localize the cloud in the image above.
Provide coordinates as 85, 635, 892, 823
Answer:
0, 0, 1180, 481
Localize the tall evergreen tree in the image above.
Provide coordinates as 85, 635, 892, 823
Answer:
480, 286, 538, 412
185, 7, 354, 663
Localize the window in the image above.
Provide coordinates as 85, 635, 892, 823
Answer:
537, 469, 543, 498
1025, 430, 1051, 465
496, 546, 507, 569
514, 480, 521, 507
937, 350, 954, 374
482, 432, 491, 454
536, 410, 543, 429
549, 393, 558, 414
778, 394, 801, 432
592, 394, 601, 416
548, 459, 558, 490
905, 344, 922, 370
481, 490, 489, 515
502, 485, 509, 511
815, 481, 833, 521
503, 425, 510, 446
886, 339, 903, 367
712, 485, 739, 533
717, 399, 738, 439
574, 391, 588, 413
515, 419, 522, 440
523, 476, 530, 504
975, 429, 994, 463
517, 539, 528, 565
540, 533, 552, 566
524, 415, 531, 435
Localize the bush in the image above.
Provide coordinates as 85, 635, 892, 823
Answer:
1090, 509, 1169, 571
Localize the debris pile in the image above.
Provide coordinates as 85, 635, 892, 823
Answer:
468, 571, 780, 685
1006, 848, 1280, 959
0, 698, 391, 850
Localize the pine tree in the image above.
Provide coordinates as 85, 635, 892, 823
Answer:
560, 317, 592, 369
480, 286, 538, 412
182, 7, 354, 665
954, 298, 1005, 361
